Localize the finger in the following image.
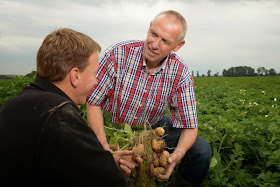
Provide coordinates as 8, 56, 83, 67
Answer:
157, 173, 170, 180
155, 163, 175, 180
166, 161, 176, 172
168, 153, 177, 164
153, 152, 158, 159
150, 163, 154, 171
119, 164, 132, 177
116, 150, 134, 157
120, 159, 138, 170
135, 157, 143, 167
157, 166, 174, 180
112, 154, 122, 165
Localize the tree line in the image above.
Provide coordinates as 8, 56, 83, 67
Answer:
193, 66, 279, 77
1, 67, 279, 79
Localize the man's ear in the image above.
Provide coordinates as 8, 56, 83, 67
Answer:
173, 40, 185, 52
69, 67, 80, 87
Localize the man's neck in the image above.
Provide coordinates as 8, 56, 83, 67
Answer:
52, 79, 77, 105
146, 57, 166, 74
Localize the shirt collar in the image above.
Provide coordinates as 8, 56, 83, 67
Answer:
142, 52, 168, 75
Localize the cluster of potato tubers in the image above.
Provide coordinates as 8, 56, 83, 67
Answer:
150, 127, 170, 177
130, 125, 170, 183
109, 123, 170, 186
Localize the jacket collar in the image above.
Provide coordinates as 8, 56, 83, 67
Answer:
29, 77, 83, 116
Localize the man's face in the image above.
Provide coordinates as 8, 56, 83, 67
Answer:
144, 16, 185, 65
77, 52, 99, 105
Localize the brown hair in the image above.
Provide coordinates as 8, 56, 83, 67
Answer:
152, 10, 187, 41
36, 28, 101, 82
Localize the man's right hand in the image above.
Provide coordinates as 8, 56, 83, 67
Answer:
113, 150, 143, 176
86, 104, 144, 176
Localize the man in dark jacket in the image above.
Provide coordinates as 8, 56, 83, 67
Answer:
0, 28, 133, 186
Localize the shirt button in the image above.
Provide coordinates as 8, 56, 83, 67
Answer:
139, 104, 142, 107
135, 117, 138, 120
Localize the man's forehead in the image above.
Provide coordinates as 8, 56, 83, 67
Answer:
150, 20, 181, 43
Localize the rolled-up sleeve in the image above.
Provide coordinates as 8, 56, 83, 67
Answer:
170, 68, 198, 128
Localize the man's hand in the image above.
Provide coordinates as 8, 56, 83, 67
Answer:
103, 143, 113, 152
154, 128, 197, 180
150, 150, 182, 180
113, 150, 143, 176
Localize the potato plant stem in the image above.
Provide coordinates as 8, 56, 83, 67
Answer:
104, 126, 136, 139
268, 130, 276, 146
218, 130, 227, 153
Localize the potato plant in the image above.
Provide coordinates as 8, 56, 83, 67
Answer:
2, 76, 280, 186
195, 77, 280, 186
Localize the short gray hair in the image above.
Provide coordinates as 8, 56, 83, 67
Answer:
152, 10, 187, 41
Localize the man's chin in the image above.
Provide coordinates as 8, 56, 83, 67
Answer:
145, 55, 156, 63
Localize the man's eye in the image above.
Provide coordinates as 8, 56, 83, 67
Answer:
163, 40, 170, 45
150, 31, 156, 36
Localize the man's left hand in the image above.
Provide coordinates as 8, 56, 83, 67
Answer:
151, 150, 182, 180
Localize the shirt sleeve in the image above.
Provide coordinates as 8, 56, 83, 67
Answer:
170, 67, 198, 128
40, 103, 129, 186
87, 48, 116, 106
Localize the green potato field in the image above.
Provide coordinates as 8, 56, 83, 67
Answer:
1, 76, 279, 186
194, 77, 280, 186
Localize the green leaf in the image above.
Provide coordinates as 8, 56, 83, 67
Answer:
209, 156, 218, 169
124, 123, 133, 134
272, 149, 280, 157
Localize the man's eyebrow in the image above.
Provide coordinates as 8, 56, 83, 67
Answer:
150, 29, 157, 35
163, 38, 172, 45
150, 29, 172, 44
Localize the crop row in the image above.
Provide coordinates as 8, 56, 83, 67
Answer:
195, 77, 280, 186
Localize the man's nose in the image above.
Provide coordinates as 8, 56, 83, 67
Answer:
152, 38, 160, 49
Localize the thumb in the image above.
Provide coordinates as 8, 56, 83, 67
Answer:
168, 153, 177, 164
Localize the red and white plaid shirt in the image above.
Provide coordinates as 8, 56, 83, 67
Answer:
87, 40, 197, 128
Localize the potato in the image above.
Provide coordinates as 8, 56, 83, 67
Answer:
151, 167, 166, 177
110, 144, 119, 151
133, 144, 144, 159
160, 150, 170, 158
154, 127, 165, 136
151, 139, 165, 153
159, 150, 170, 168
153, 158, 160, 167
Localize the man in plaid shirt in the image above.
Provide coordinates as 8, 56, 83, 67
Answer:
87, 10, 212, 186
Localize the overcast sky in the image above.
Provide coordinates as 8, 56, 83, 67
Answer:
0, 0, 280, 75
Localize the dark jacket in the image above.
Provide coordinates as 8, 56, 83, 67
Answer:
0, 77, 129, 186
